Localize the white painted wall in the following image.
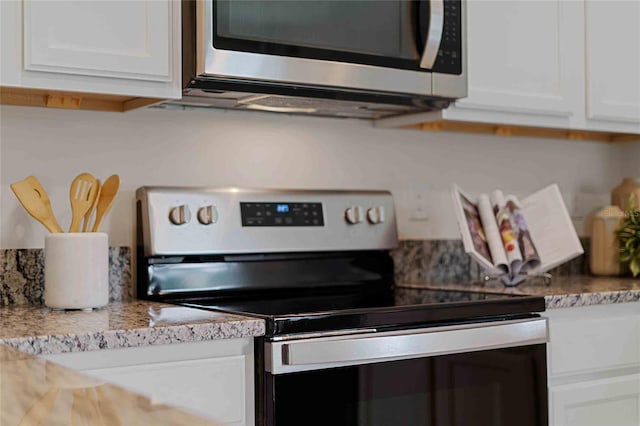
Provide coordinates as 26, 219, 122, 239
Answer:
0, 105, 626, 249
621, 143, 640, 179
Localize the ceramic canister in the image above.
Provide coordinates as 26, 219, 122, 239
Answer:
44, 233, 109, 309
611, 178, 640, 213
590, 206, 626, 276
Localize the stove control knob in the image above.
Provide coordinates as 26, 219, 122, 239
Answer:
345, 206, 364, 224
367, 206, 385, 224
197, 205, 218, 225
169, 205, 191, 225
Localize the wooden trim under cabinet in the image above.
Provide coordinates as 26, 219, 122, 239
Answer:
0, 87, 164, 112
404, 120, 640, 144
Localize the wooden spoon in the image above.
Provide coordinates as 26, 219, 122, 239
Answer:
91, 174, 120, 232
82, 179, 101, 232
10, 176, 63, 233
68, 173, 98, 233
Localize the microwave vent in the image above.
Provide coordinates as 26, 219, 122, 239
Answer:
168, 88, 434, 119
238, 94, 417, 118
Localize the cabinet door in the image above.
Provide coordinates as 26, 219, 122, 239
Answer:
444, 0, 583, 128
87, 356, 247, 426
584, 0, 640, 131
1, 0, 180, 100
550, 374, 640, 426
24, 0, 171, 82
545, 303, 640, 379
43, 339, 255, 426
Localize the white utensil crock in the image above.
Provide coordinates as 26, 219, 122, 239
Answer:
44, 233, 109, 309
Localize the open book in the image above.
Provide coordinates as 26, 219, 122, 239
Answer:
452, 183, 583, 285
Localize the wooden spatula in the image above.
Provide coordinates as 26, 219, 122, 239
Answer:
92, 174, 120, 232
69, 173, 98, 233
10, 176, 63, 233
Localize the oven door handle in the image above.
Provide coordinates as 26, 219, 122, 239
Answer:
419, 0, 445, 69
266, 318, 548, 375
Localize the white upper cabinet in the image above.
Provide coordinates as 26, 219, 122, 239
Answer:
379, 0, 640, 135
584, 0, 640, 132
24, 0, 172, 82
1, 0, 181, 100
447, 0, 583, 129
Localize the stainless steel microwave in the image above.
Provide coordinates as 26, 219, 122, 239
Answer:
180, 0, 467, 119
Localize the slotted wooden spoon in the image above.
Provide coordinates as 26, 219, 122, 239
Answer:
68, 173, 98, 233
91, 174, 120, 232
82, 179, 101, 232
10, 176, 63, 233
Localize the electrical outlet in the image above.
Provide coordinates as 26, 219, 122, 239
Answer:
408, 190, 430, 221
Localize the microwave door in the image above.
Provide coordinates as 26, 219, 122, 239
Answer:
200, 0, 434, 97
214, 1, 421, 67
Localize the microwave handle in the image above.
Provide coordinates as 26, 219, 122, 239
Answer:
419, 0, 445, 69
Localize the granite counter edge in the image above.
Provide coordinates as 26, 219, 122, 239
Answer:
544, 289, 640, 309
396, 283, 640, 309
0, 318, 266, 356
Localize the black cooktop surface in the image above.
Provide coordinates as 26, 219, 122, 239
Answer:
180, 287, 545, 336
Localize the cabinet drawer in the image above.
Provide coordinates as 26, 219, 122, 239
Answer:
87, 356, 246, 425
545, 303, 640, 378
43, 338, 255, 426
549, 374, 640, 426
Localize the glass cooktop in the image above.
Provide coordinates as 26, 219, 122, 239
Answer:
179, 287, 545, 336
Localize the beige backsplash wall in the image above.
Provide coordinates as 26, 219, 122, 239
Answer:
0, 105, 628, 249
620, 143, 640, 179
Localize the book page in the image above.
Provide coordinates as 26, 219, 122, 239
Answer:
451, 185, 497, 272
491, 190, 523, 275
521, 184, 584, 272
505, 195, 541, 273
477, 194, 508, 273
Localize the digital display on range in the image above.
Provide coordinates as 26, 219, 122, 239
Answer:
240, 202, 324, 227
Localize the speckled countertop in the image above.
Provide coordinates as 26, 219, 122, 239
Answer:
0, 301, 265, 355
398, 275, 640, 309
0, 344, 221, 425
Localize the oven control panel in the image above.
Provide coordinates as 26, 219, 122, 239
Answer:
240, 202, 324, 227
136, 187, 398, 256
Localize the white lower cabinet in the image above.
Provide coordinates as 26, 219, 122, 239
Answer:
42, 338, 255, 426
545, 303, 640, 426
550, 375, 640, 426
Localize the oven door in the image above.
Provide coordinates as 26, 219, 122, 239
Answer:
261, 318, 548, 426
197, 0, 466, 98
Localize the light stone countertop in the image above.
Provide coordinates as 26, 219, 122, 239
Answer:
4, 277, 635, 424
398, 275, 640, 309
0, 344, 222, 425
0, 301, 265, 356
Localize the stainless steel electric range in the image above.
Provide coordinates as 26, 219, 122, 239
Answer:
136, 187, 549, 426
